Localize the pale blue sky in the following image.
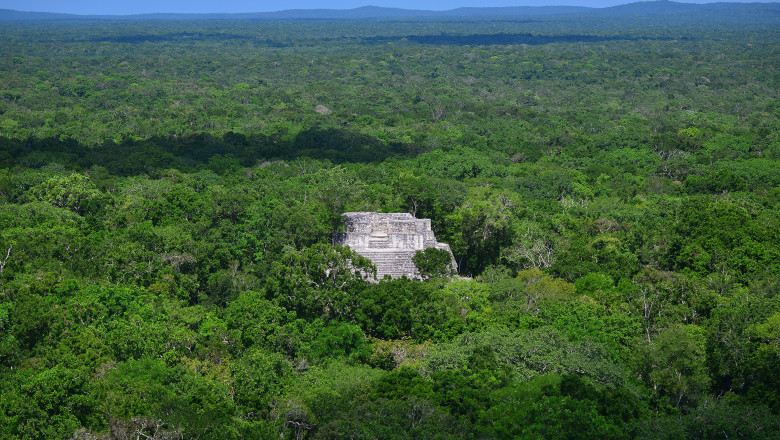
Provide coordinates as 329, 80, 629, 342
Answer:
0, 0, 760, 15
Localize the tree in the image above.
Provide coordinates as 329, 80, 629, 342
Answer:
1, 366, 98, 440
636, 325, 709, 410
446, 187, 518, 274
503, 218, 561, 270
412, 248, 454, 279
29, 173, 107, 216
479, 375, 632, 440
267, 244, 375, 321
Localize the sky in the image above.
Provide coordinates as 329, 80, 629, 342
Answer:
0, 0, 770, 15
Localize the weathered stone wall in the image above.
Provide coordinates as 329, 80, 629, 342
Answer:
333, 212, 457, 280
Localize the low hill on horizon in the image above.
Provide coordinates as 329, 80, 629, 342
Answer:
2, 1, 778, 21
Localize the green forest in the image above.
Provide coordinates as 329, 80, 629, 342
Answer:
0, 3, 779, 439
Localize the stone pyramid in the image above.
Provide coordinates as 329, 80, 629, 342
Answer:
333, 212, 457, 280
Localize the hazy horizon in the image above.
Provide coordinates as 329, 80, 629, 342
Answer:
2, 0, 776, 16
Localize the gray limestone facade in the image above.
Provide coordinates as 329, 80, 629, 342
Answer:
333, 212, 457, 280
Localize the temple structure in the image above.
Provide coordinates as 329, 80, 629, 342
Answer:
333, 212, 457, 280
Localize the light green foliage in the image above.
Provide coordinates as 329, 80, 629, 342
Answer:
626, 269, 717, 341
503, 215, 564, 271
366, 338, 431, 370
515, 268, 576, 311
636, 325, 709, 409
749, 312, 780, 351
440, 279, 490, 317
534, 299, 642, 362
274, 360, 384, 439
231, 347, 293, 415
576, 272, 617, 307
29, 173, 107, 216
424, 326, 632, 387
224, 290, 296, 352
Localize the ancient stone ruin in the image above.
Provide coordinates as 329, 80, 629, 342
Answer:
333, 212, 457, 280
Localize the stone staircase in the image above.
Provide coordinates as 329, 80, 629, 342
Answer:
358, 249, 420, 280
368, 233, 391, 249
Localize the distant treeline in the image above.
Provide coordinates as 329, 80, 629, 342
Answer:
360, 33, 683, 46
55, 31, 683, 47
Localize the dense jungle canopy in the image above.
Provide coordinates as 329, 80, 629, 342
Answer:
0, 2, 779, 439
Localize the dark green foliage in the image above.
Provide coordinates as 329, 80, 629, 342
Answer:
266, 243, 373, 321
306, 322, 369, 363
312, 398, 468, 440
91, 358, 238, 440
1, 366, 98, 440
412, 247, 454, 279
369, 366, 433, 401
478, 374, 645, 440
355, 278, 462, 341
634, 402, 780, 440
